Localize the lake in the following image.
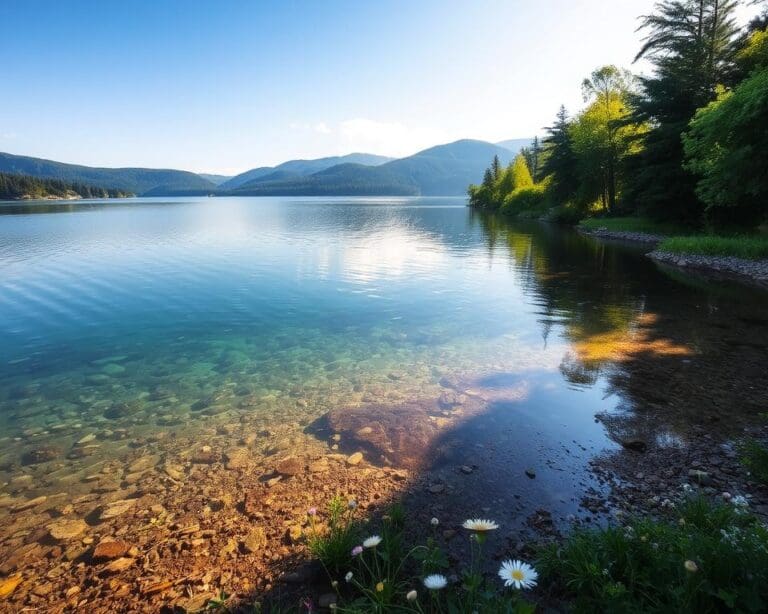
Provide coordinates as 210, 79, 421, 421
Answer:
1, 196, 767, 603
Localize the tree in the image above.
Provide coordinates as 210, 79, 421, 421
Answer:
540, 106, 579, 206
683, 68, 768, 227
578, 66, 635, 213
625, 0, 741, 223
509, 153, 534, 190
521, 136, 543, 182
491, 155, 502, 181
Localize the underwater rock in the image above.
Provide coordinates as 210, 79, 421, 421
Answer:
47, 519, 87, 541
99, 499, 135, 520
318, 402, 446, 469
103, 400, 142, 419
346, 452, 363, 466
224, 447, 250, 470
21, 446, 60, 465
101, 364, 126, 376
275, 456, 303, 476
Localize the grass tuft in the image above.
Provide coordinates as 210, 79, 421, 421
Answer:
539, 496, 768, 613
578, 217, 686, 235
657, 235, 768, 260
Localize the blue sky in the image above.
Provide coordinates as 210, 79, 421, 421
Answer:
0, 1, 760, 174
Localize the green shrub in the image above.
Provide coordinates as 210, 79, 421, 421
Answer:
546, 204, 584, 225
501, 185, 547, 216
539, 496, 768, 613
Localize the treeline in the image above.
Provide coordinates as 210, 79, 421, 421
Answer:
0, 172, 132, 200
470, 0, 768, 230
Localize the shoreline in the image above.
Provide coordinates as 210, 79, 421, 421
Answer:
579, 227, 768, 288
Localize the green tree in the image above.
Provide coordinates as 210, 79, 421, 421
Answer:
521, 136, 543, 182
625, 0, 741, 223
683, 68, 768, 227
540, 105, 579, 206
490, 155, 502, 181
510, 153, 534, 190
577, 65, 635, 213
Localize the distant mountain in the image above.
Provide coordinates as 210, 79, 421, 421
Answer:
220, 153, 393, 190
198, 173, 232, 185
495, 138, 534, 154
0, 152, 215, 196
233, 139, 516, 196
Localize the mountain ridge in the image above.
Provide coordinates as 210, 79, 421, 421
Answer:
0, 137, 533, 197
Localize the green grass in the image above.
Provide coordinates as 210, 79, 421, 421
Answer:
539, 496, 768, 613
657, 235, 768, 260
578, 217, 686, 236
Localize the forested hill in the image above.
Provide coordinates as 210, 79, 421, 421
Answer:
0, 152, 215, 196
232, 140, 517, 196
220, 153, 394, 190
0, 172, 133, 200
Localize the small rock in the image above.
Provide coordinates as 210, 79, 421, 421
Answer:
276, 456, 303, 476
346, 452, 364, 466
102, 557, 134, 574
47, 519, 87, 541
99, 499, 135, 520
525, 468, 536, 479
242, 527, 267, 553
93, 539, 131, 560
428, 483, 445, 494
224, 447, 250, 470
619, 438, 647, 453
688, 469, 712, 486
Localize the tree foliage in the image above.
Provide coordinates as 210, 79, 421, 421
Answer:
683, 67, 768, 227
0, 172, 132, 200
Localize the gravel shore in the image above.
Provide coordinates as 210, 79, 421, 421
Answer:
649, 250, 768, 288
579, 227, 768, 288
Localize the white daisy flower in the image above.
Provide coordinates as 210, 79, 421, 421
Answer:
462, 518, 499, 532
345, 571, 353, 582
430, 517, 439, 526
363, 535, 382, 548
423, 574, 447, 590
406, 589, 418, 601
498, 559, 538, 590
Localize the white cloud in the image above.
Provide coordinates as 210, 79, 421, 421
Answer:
287, 117, 448, 157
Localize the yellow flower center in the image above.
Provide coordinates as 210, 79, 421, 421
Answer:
376, 582, 384, 592
512, 570, 525, 581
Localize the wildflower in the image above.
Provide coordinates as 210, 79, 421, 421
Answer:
423, 574, 447, 590
345, 571, 353, 582
376, 581, 384, 592
406, 590, 418, 601
431, 517, 439, 526
331, 581, 338, 589
498, 560, 538, 590
684, 560, 698, 573
363, 535, 382, 548
351, 546, 363, 557
462, 518, 499, 532
308, 507, 317, 516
